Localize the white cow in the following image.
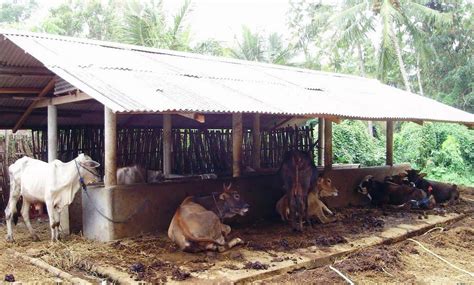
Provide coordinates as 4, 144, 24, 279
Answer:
117, 165, 147, 185
4, 154, 100, 242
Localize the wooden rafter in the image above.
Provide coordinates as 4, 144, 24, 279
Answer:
34, 92, 92, 108
0, 88, 42, 94
12, 79, 56, 133
0, 66, 54, 76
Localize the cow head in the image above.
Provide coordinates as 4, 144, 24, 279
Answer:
405, 169, 426, 183
356, 175, 374, 197
219, 182, 250, 218
76, 153, 101, 184
317, 177, 338, 198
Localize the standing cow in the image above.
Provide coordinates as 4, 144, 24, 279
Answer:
5, 154, 100, 242
279, 150, 318, 232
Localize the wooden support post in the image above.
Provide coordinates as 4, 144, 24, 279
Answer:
47, 104, 58, 162
104, 107, 117, 187
386, 120, 394, 166
232, 113, 243, 177
318, 118, 324, 166
251, 114, 261, 170
324, 118, 333, 171
48, 103, 69, 235
163, 114, 172, 177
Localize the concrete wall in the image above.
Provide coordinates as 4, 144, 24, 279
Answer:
80, 164, 411, 241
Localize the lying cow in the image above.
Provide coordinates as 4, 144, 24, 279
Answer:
5, 154, 100, 242
405, 169, 459, 204
168, 183, 249, 252
279, 150, 318, 232
356, 175, 434, 209
276, 176, 338, 224
117, 165, 146, 185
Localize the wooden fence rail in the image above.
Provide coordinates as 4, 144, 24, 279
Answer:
28, 126, 315, 175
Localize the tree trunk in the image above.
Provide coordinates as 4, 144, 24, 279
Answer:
389, 26, 411, 92
357, 43, 374, 137
416, 55, 424, 96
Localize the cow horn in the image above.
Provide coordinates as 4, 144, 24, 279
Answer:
223, 182, 232, 192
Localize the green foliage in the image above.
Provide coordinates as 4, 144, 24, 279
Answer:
0, 0, 37, 27
332, 120, 385, 166
37, 0, 123, 40
395, 122, 474, 185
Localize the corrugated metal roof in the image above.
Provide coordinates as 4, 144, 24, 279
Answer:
1, 30, 474, 125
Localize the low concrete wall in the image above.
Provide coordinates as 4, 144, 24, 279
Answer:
81, 164, 411, 241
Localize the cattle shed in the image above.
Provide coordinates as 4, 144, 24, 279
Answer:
1, 31, 474, 241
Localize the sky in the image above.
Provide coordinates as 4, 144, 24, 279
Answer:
29, 0, 341, 44
162, 0, 291, 44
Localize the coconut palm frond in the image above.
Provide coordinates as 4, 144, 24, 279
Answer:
408, 2, 453, 27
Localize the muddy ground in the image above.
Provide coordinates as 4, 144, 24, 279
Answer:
264, 216, 474, 284
0, 190, 472, 283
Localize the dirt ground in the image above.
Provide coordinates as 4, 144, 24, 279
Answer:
264, 216, 474, 284
0, 190, 472, 284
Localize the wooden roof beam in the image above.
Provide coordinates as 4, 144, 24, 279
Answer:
0, 88, 42, 94
12, 78, 56, 133
34, 92, 92, 108
0, 66, 54, 76
177, 112, 205, 123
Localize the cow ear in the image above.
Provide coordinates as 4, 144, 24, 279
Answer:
82, 160, 100, 168
219, 192, 227, 200
419, 173, 427, 178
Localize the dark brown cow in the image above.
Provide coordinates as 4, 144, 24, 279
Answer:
405, 169, 460, 204
357, 175, 434, 209
279, 150, 318, 232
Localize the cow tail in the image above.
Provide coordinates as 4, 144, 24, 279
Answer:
175, 206, 223, 245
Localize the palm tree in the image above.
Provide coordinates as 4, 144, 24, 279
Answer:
230, 26, 265, 61
122, 0, 192, 51
328, 0, 452, 91
231, 27, 295, 64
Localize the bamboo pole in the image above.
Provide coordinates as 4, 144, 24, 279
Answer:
324, 118, 333, 171
104, 107, 117, 187
163, 114, 172, 177
251, 113, 261, 170
386, 120, 394, 166
232, 113, 243, 177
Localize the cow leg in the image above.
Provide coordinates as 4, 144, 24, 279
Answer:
304, 194, 312, 229
320, 201, 334, 215
46, 202, 60, 242
4, 190, 20, 242
289, 196, 299, 232
20, 200, 39, 241
227, 237, 244, 249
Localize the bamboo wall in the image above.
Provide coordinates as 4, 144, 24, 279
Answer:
31, 126, 315, 175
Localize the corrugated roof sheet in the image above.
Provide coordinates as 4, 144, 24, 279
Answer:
1, 30, 474, 125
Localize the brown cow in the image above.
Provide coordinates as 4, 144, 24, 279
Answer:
168, 183, 249, 252
276, 176, 338, 224
279, 150, 317, 232
405, 169, 460, 205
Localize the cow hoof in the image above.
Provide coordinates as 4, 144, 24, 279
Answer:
31, 235, 40, 242
6, 235, 14, 243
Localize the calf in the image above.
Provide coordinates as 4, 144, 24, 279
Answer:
405, 169, 459, 204
279, 150, 318, 232
276, 176, 338, 224
357, 175, 431, 208
168, 183, 249, 252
